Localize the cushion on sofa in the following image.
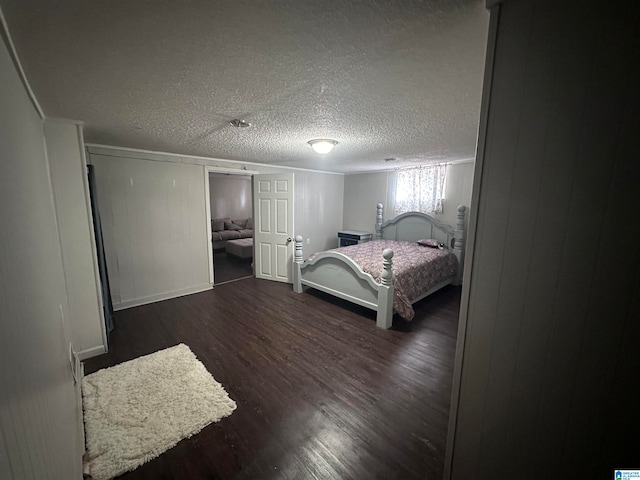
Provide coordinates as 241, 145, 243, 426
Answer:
238, 229, 253, 238
224, 221, 243, 231
245, 217, 253, 229
232, 218, 248, 229
211, 219, 225, 232
219, 230, 241, 241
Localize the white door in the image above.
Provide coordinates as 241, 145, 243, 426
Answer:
253, 173, 294, 283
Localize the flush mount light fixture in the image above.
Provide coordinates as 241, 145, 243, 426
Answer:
228, 119, 251, 128
308, 139, 338, 154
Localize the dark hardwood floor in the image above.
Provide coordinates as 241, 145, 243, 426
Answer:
213, 249, 253, 284
84, 278, 461, 480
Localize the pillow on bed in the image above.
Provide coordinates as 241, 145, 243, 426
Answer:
418, 238, 444, 249
224, 221, 243, 231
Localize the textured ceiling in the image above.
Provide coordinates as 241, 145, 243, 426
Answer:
1, 0, 489, 173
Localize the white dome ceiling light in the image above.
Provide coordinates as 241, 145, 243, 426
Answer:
308, 139, 338, 154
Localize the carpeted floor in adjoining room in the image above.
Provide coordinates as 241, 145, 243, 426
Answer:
83, 277, 461, 480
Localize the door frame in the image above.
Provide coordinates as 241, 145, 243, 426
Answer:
204, 165, 259, 285
443, 4, 499, 477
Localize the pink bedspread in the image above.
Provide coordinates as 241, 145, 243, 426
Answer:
318, 240, 458, 321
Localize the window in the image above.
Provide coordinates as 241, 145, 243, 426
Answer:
393, 163, 447, 215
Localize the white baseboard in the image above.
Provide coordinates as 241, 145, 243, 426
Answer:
77, 345, 107, 361
113, 283, 213, 311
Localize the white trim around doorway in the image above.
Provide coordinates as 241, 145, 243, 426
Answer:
204, 165, 259, 285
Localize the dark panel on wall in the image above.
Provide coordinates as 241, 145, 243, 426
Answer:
450, 0, 640, 478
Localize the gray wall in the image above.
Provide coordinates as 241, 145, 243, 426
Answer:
209, 173, 252, 220
90, 152, 212, 310
0, 27, 83, 480
343, 161, 474, 233
448, 0, 640, 477
294, 169, 344, 255
343, 171, 390, 233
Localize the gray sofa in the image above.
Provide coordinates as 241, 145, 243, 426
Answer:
211, 217, 253, 250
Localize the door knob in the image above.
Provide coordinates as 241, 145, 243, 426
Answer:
286, 237, 292, 243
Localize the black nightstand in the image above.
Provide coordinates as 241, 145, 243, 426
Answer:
338, 230, 373, 247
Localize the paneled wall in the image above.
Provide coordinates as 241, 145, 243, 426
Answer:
343, 172, 390, 232
209, 173, 252, 220
0, 26, 83, 479
44, 119, 106, 359
294, 170, 344, 255
88, 147, 344, 304
90, 154, 211, 310
448, 0, 640, 477
343, 161, 474, 233
439, 161, 474, 227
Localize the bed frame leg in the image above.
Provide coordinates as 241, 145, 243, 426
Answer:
293, 235, 303, 293
376, 285, 394, 329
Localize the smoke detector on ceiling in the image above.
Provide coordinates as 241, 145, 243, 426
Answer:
228, 119, 251, 128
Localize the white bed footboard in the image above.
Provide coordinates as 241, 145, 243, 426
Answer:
293, 236, 395, 328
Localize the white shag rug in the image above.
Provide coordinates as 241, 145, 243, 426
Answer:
82, 343, 236, 480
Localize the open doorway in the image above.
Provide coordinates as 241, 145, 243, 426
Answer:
207, 171, 254, 285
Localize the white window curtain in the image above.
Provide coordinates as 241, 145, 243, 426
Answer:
393, 163, 448, 215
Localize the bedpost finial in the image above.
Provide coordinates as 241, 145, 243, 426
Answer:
380, 248, 394, 286
456, 205, 466, 232
376, 203, 384, 239
455, 206, 466, 229
294, 235, 303, 263
453, 205, 465, 255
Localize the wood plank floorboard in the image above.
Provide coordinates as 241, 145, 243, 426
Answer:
84, 278, 461, 480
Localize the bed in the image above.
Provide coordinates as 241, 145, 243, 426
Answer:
292, 204, 466, 328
